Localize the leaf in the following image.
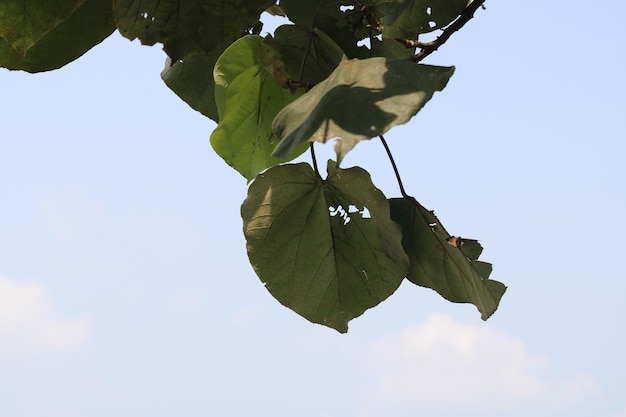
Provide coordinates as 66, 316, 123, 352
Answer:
210, 35, 308, 181
0, 0, 114, 72
272, 58, 454, 162
381, 0, 469, 39
0, 0, 84, 57
114, 0, 274, 61
270, 25, 345, 86
242, 161, 409, 333
389, 197, 506, 320
280, 0, 370, 59
161, 46, 228, 123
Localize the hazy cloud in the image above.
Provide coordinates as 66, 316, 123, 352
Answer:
359, 314, 602, 416
0, 275, 91, 353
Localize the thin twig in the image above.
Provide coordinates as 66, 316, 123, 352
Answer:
379, 135, 408, 198
405, 0, 486, 63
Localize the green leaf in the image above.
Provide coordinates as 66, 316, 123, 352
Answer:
161, 46, 228, 123
114, 0, 274, 61
0, 0, 84, 56
272, 58, 454, 162
382, 0, 469, 39
210, 35, 308, 181
0, 0, 114, 72
389, 197, 506, 320
280, 0, 370, 59
242, 161, 409, 333
270, 25, 345, 86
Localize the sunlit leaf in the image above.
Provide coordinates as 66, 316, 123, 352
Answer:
0, 0, 114, 72
272, 58, 453, 162
210, 35, 308, 181
114, 0, 274, 61
389, 196, 506, 320
382, 0, 469, 39
242, 161, 409, 332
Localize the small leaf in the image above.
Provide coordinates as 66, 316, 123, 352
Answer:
0, 0, 84, 56
382, 0, 469, 39
271, 25, 345, 86
280, 0, 370, 59
114, 0, 274, 61
389, 197, 506, 320
0, 0, 114, 72
272, 58, 454, 162
242, 161, 409, 333
161, 45, 228, 123
210, 35, 308, 181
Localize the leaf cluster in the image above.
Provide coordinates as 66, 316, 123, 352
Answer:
1, 0, 506, 332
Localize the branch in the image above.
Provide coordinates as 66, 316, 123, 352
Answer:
400, 0, 486, 63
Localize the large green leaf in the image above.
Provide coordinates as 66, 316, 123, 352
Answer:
272, 58, 454, 162
270, 25, 345, 86
0, 0, 114, 72
381, 0, 469, 39
242, 161, 409, 332
210, 35, 308, 181
114, 0, 274, 61
161, 46, 227, 123
389, 196, 506, 320
0, 0, 84, 56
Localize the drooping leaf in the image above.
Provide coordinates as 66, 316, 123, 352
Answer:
0, 0, 84, 57
389, 196, 506, 320
0, 0, 114, 72
210, 35, 308, 181
161, 45, 228, 123
114, 0, 274, 61
381, 0, 469, 39
242, 160, 409, 333
270, 25, 345, 86
272, 58, 454, 162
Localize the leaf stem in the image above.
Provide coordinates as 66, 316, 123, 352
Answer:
380, 135, 408, 198
310, 143, 321, 179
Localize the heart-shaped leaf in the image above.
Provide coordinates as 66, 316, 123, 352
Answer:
389, 196, 506, 320
210, 35, 308, 181
242, 161, 409, 332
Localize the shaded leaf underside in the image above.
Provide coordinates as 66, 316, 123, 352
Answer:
0, 0, 114, 72
389, 197, 506, 320
114, 0, 274, 61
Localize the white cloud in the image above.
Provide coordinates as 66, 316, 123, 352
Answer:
359, 314, 602, 417
0, 275, 91, 353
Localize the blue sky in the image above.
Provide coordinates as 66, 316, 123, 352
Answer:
1, 1, 625, 416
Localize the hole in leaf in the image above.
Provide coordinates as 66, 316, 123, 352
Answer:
340, 5, 354, 12
329, 205, 370, 225
428, 21, 436, 29
426, 7, 432, 15
357, 38, 371, 48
